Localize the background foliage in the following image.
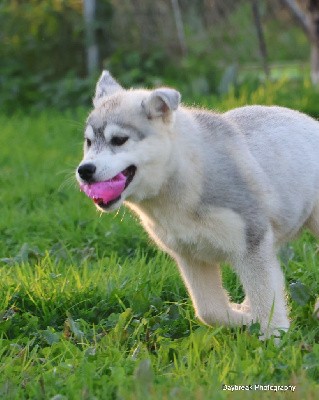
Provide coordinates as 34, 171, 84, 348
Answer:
0, 0, 317, 113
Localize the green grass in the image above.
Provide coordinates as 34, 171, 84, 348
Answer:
1, 89, 319, 399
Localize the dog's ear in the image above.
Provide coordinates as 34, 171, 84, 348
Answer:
93, 70, 123, 107
141, 88, 181, 119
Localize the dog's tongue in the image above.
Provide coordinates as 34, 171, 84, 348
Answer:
80, 172, 126, 204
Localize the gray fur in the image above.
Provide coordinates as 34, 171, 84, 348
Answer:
225, 106, 319, 241
93, 71, 123, 107
114, 122, 147, 141
193, 111, 268, 247
141, 88, 181, 119
77, 74, 319, 338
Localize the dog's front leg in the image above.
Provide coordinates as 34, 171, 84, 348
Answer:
175, 256, 252, 327
232, 230, 290, 338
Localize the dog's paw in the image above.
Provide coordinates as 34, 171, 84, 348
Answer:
227, 309, 252, 326
257, 318, 290, 344
231, 298, 251, 313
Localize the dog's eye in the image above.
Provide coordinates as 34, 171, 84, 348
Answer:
86, 138, 92, 147
111, 136, 129, 146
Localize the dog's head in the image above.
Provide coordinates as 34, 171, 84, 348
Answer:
76, 71, 181, 211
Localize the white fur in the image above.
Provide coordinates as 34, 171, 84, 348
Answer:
77, 71, 319, 338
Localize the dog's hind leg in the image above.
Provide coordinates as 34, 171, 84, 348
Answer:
232, 229, 290, 338
176, 256, 252, 327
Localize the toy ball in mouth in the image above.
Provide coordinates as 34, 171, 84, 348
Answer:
80, 172, 126, 205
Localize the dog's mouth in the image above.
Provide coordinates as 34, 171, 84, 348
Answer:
80, 165, 136, 210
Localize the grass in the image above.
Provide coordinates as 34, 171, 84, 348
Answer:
1, 88, 319, 399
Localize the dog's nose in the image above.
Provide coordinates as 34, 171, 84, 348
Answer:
78, 163, 96, 182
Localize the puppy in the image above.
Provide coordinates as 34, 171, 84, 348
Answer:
77, 71, 319, 337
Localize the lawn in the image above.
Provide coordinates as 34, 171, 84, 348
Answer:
1, 98, 319, 399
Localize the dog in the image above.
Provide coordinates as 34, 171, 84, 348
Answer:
76, 70, 319, 338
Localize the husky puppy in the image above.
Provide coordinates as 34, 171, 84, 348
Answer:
76, 71, 319, 338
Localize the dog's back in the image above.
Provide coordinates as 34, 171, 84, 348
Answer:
223, 105, 319, 243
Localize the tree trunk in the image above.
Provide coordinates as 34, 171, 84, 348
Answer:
171, 0, 188, 57
310, 42, 319, 84
281, 0, 319, 85
251, 0, 270, 79
83, 0, 99, 77
308, 1, 319, 84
